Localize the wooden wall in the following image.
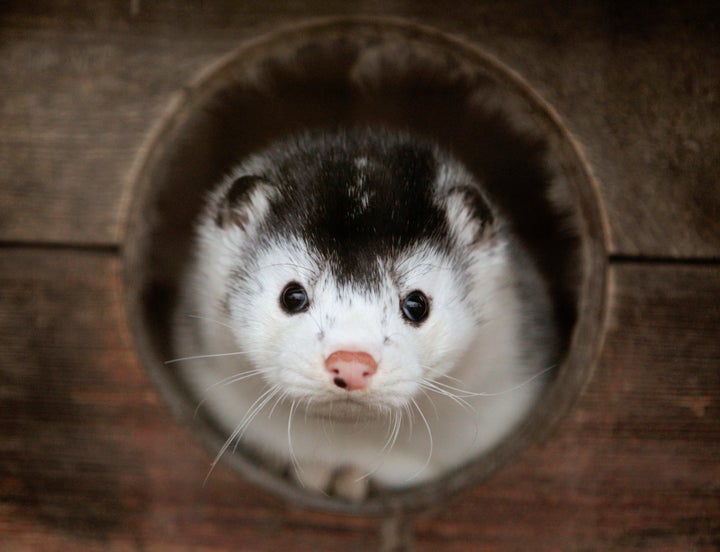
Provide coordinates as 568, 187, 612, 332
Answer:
1, 2, 718, 550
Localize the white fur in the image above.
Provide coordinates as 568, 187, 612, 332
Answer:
174, 154, 556, 498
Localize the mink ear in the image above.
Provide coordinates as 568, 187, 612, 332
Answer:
215, 174, 275, 231
444, 186, 494, 247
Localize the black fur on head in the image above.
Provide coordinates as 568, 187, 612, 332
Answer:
217, 129, 495, 288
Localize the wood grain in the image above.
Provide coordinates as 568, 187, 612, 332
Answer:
1, 2, 719, 256
416, 262, 720, 550
0, 249, 382, 550
1, 2, 719, 550
1, 250, 717, 549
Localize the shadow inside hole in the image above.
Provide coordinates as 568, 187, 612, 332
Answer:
126, 20, 602, 515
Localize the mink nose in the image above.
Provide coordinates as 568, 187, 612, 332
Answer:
324, 351, 378, 391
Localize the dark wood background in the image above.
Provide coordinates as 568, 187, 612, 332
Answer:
1, 2, 718, 550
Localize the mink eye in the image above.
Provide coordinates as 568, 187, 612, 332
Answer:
280, 282, 309, 314
401, 290, 430, 324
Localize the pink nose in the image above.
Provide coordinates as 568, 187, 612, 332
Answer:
325, 351, 378, 391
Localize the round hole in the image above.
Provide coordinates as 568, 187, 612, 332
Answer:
123, 18, 607, 515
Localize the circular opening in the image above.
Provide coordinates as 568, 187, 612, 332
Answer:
123, 18, 607, 515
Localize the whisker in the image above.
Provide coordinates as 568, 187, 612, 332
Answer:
302, 397, 316, 424
419, 380, 476, 413
229, 385, 280, 440
204, 368, 268, 391
184, 313, 235, 331
306, 308, 324, 335
231, 385, 281, 453
395, 261, 453, 283
418, 364, 552, 402
422, 377, 486, 398
194, 368, 268, 417
287, 400, 302, 483
256, 262, 316, 276
375, 408, 401, 457
467, 365, 555, 397
422, 365, 465, 385
164, 350, 259, 365
203, 384, 280, 485
402, 402, 415, 437
405, 398, 433, 482
268, 390, 290, 419
418, 387, 440, 420
353, 408, 403, 483
388, 410, 402, 451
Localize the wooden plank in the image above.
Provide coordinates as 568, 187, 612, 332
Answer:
0, 249, 381, 550
1, 3, 719, 257
417, 262, 720, 549
0, 26, 237, 246
1, 249, 718, 549
479, 3, 720, 259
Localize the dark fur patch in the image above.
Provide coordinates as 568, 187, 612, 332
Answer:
251, 130, 458, 288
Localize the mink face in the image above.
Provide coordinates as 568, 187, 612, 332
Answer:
174, 128, 558, 499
